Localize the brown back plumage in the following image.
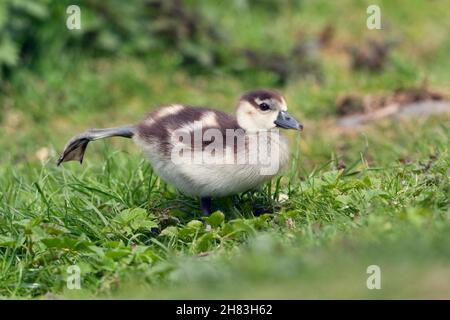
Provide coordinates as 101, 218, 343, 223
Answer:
137, 106, 241, 155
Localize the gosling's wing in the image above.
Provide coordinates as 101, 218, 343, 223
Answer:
57, 125, 136, 166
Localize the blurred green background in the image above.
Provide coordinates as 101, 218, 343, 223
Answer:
0, 0, 449, 299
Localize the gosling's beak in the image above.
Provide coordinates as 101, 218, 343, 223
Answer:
274, 111, 303, 130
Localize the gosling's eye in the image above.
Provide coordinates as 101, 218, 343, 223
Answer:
259, 103, 271, 111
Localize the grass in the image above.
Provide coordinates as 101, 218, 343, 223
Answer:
0, 0, 449, 298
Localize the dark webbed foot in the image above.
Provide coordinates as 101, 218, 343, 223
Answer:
57, 125, 136, 166
57, 137, 90, 166
200, 197, 212, 216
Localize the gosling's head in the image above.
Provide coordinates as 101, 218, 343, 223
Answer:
236, 89, 303, 132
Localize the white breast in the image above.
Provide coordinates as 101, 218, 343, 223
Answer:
133, 131, 290, 197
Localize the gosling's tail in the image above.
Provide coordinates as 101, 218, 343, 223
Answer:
57, 125, 136, 166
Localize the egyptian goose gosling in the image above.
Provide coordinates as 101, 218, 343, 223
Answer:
58, 89, 302, 215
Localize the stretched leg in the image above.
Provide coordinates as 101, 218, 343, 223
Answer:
200, 197, 212, 216
57, 125, 136, 166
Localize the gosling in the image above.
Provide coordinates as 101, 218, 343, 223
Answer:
57, 89, 302, 216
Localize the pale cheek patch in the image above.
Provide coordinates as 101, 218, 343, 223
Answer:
237, 100, 279, 131
257, 112, 278, 130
